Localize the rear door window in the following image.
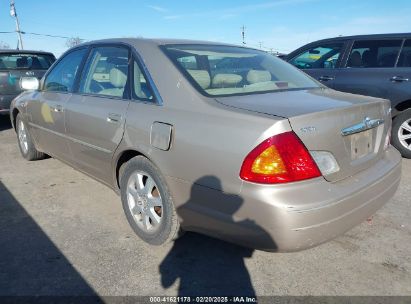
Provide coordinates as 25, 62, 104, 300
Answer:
346, 40, 402, 68
78, 46, 129, 98
398, 39, 411, 67
289, 43, 343, 69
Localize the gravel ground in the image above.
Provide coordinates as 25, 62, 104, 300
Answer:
0, 116, 410, 297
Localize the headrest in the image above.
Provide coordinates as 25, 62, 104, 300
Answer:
109, 68, 127, 88
349, 51, 362, 67
187, 70, 211, 89
362, 50, 375, 67
212, 73, 242, 87
16, 57, 28, 68
31, 57, 42, 69
247, 70, 271, 84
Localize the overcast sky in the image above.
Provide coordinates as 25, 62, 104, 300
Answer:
1, 0, 411, 56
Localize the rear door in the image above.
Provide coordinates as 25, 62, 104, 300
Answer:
388, 39, 411, 109
288, 42, 346, 88
333, 39, 403, 99
27, 48, 87, 160
65, 45, 130, 184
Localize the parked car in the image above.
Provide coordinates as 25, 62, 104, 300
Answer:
10, 38, 401, 252
0, 50, 56, 115
286, 33, 411, 158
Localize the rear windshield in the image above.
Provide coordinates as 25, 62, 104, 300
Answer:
163, 44, 319, 97
0, 53, 55, 70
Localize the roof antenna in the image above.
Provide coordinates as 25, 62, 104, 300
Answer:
241, 25, 246, 45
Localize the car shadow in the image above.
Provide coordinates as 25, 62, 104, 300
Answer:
0, 115, 12, 131
159, 176, 276, 297
0, 181, 101, 298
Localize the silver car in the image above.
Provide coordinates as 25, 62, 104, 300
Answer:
10, 39, 401, 252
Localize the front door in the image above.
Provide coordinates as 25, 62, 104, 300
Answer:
27, 48, 87, 161
288, 42, 345, 88
65, 46, 130, 184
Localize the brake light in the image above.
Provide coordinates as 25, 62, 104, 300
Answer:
240, 132, 322, 184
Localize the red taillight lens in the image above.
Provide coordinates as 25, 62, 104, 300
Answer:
240, 131, 322, 184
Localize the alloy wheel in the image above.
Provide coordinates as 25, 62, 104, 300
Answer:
126, 170, 163, 233
18, 120, 28, 154
398, 118, 411, 151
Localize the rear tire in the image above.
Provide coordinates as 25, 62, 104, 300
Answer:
16, 113, 45, 161
120, 156, 181, 245
392, 109, 411, 159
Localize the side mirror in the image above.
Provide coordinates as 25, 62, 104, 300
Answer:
20, 77, 40, 91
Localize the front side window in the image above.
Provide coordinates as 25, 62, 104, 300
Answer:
289, 43, 343, 69
398, 39, 411, 67
163, 44, 319, 97
0, 53, 55, 70
44, 48, 86, 92
347, 40, 402, 68
79, 46, 129, 98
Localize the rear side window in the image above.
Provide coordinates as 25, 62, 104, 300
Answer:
132, 60, 154, 101
177, 56, 198, 69
0, 53, 55, 70
79, 46, 129, 98
398, 40, 411, 67
44, 48, 87, 92
347, 40, 402, 68
289, 43, 343, 69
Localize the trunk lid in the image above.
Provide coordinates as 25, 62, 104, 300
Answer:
216, 88, 391, 182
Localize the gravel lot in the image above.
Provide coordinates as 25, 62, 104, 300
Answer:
0, 115, 410, 297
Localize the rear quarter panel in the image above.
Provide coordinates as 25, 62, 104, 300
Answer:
114, 41, 291, 200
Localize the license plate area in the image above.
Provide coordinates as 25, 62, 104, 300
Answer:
351, 129, 373, 160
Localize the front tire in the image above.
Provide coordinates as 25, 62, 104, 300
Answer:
392, 109, 411, 158
16, 113, 45, 161
120, 156, 181, 245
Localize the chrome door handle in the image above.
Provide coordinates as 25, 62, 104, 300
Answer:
107, 113, 122, 123
318, 75, 335, 81
51, 104, 63, 112
390, 76, 409, 82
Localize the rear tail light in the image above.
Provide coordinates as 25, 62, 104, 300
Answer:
240, 131, 322, 184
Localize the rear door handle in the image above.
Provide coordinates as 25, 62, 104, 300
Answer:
318, 75, 335, 81
390, 76, 409, 82
107, 113, 122, 123
50, 104, 63, 112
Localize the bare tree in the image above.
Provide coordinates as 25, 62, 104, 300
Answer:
65, 37, 83, 48
0, 41, 11, 49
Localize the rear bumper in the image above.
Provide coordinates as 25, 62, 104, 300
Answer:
239, 146, 401, 251
174, 146, 401, 252
0, 94, 16, 115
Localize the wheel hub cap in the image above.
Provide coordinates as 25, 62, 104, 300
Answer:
126, 171, 163, 232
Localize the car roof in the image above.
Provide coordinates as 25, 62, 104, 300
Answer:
308, 32, 411, 44
0, 49, 55, 56
76, 38, 243, 49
